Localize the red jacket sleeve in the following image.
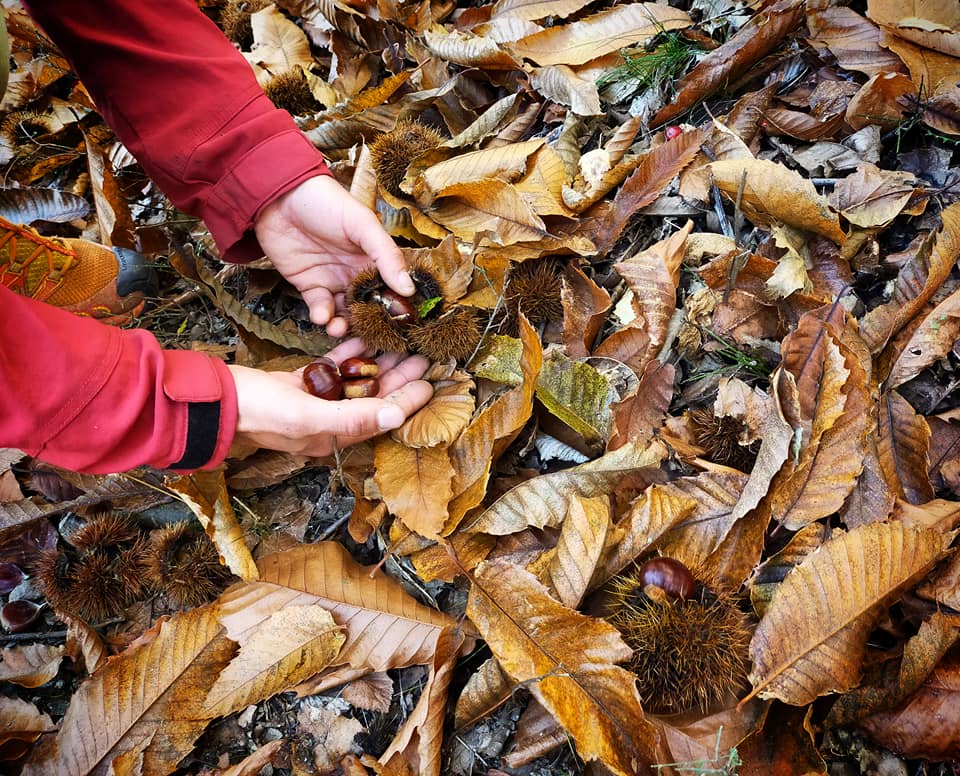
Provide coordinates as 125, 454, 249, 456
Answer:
22, 0, 331, 262
0, 285, 237, 474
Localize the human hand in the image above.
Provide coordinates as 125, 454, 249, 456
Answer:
254, 175, 415, 336
226, 338, 433, 458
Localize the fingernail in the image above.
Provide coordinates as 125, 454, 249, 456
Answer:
397, 271, 415, 295
377, 405, 405, 430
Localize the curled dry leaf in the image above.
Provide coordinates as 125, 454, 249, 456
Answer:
0, 643, 65, 689
168, 468, 258, 582
467, 559, 659, 776
466, 437, 667, 535
708, 158, 846, 244
378, 627, 464, 776
22, 604, 234, 776
393, 372, 476, 448
748, 520, 947, 706
0, 696, 55, 757
807, 7, 907, 77
877, 388, 935, 505
859, 202, 960, 352
204, 605, 345, 719
545, 494, 611, 608
217, 543, 458, 675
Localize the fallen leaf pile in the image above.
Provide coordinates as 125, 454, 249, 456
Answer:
2, 0, 960, 773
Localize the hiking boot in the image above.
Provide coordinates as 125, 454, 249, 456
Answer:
0, 215, 157, 325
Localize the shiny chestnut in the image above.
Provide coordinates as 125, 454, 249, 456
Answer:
638, 557, 696, 601
339, 357, 379, 379
372, 289, 416, 326
1, 600, 41, 633
303, 358, 343, 400
342, 377, 380, 399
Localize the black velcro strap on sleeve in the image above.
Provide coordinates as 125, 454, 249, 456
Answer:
168, 401, 220, 470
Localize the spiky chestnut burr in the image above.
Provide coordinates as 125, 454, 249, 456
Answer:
689, 406, 759, 473
219, 0, 271, 47
33, 515, 151, 622
407, 306, 482, 362
263, 68, 318, 116
148, 522, 233, 608
369, 119, 444, 198
605, 557, 751, 714
502, 258, 565, 334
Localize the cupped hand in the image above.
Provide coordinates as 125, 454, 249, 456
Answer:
227, 339, 433, 458
254, 175, 415, 336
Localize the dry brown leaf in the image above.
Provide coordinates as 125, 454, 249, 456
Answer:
212, 739, 285, 776
22, 605, 234, 776
217, 543, 457, 674
168, 468, 259, 581
867, 0, 960, 59
296, 701, 364, 773
245, 6, 314, 77
341, 671, 394, 712
0, 696, 55, 756
447, 317, 542, 529
594, 482, 697, 588
502, 699, 569, 769
887, 285, 960, 389
709, 158, 846, 244
736, 703, 827, 776
454, 655, 515, 729
651, 0, 806, 127
607, 360, 676, 452
373, 439, 455, 539
748, 520, 946, 706
588, 129, 706, 256
845, 71, 917, 130
379, 627, 464, 776
82, 132, 136, 249
529, 65, 601, 116
826, 611, 960, 728
466, 437, 667, 535
416, 139, 544, 198
656, 468, 753, 573
859, 202, 960, 352
422, 27, 522, 70
490, 0, 596, 23
831, 163, 918, 228
467, 559, 659, 776
545, 495, 610, 608
0, 643, 65, 688
768, 312, 870, 530
204, 605, 345, 718
507, 3, 690, 66
561, 263, 610, 357
64, 615, 107, 676
808, 7, 907, 77
877, 388, 935, 504
428, 179, 548, 245
614, 221, 692, 360
393, 372, 476, 448
859, 649, 960, 760
514, 144, 572, 216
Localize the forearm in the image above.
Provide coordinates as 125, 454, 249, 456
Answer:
22, 0, 331, 261
0, 287, 237, 474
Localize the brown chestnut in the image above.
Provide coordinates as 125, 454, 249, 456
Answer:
303, 357, 343, 400
0, 562, 24, 595
342, 377, 380, 398
339, 357, 380, 379
1, 600, 41, 633
372, 289, 416, 326
638, 557, 696, 601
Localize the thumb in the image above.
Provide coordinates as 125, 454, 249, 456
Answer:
309, 397, 406, 438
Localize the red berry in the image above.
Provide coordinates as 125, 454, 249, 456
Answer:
638, 557, 696, 601
665, 125, 683, 140
303, 358, 343, 400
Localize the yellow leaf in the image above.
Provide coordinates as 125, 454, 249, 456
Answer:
218, 543, 457, 674
246, 6, 314, 74
167, 468, 259, 582
416, 139, 545, 199
22, 605, 234, 776
709, 158, 846, 244
204, 605, 344, 718
393, 372, 476, 448
467, 560, 658, 776
428, 179, 548, 245
546, 495, 611, 608
0, 643, 64, 689
373, 439, 455, 539
748, 521, 946, 705
508, 3, 691, 66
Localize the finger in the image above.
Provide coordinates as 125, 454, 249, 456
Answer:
325, 337, 370, 363
377, 355, 430, 395
325, 315, 350, 338
335, 380, 435, 447
357, 226, 414, 297
312, 379, 433, 440
300, 286, 336, 326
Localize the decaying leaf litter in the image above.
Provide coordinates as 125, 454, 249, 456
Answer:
1, 0, 959, 773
